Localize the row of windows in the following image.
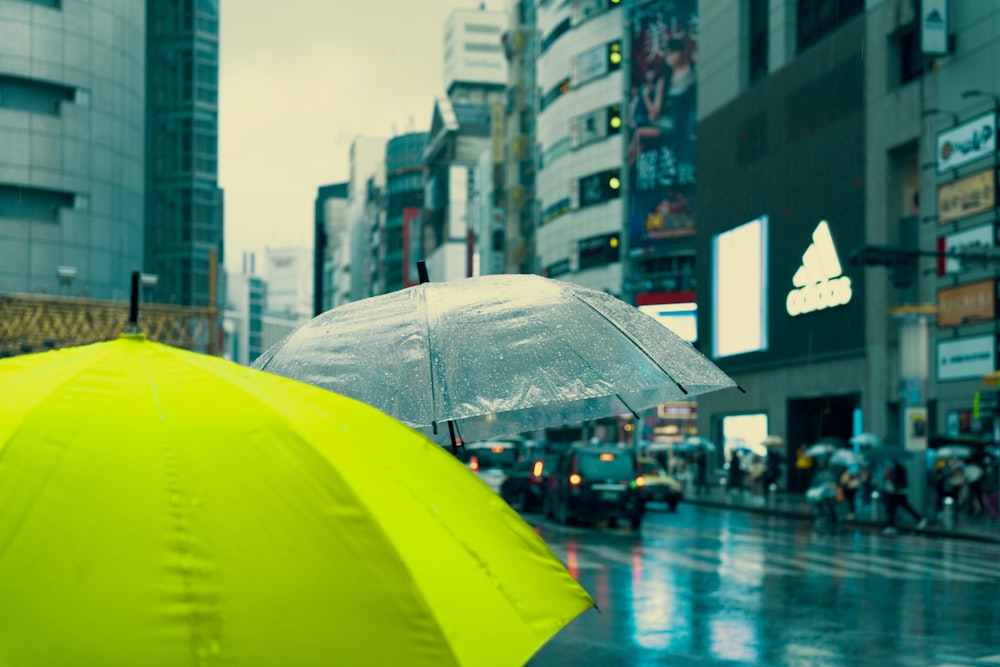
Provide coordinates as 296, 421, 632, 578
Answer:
466, 42, 501, 53
0, 74, 75, 116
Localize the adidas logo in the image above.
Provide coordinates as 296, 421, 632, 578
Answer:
786, 220, 853, 316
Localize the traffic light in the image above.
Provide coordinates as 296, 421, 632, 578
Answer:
607, 104, 622, 135
607, 41, 622, 71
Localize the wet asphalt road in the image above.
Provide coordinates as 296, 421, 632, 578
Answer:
524, 503, 1000, 667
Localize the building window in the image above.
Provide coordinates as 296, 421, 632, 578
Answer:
748, 0, 769, 82
0, 184, 74, 222
465, 42, 500, 53
897, 23, 926, 85
0, 75, 75, 115
466, 23, 501, 34
797, 0, 863, 53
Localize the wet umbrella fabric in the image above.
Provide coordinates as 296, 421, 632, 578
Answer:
0, 335, 594, 667
252, 274, 738, 445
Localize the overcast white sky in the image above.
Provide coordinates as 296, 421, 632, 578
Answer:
218, 0, 507, 272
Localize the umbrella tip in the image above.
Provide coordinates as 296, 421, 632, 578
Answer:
737, 385, 747, 394
417, 260, 429, 284
126, 270, 140, 334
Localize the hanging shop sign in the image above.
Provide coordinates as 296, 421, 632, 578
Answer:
936, 279, 997, 328
937, 334, 996, 382
937, 223, 995, 275
937, 168, 995, 223
936, 112, 996, 173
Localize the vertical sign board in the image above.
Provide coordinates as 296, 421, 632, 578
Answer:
937, 223, 994, 275
920, 0, 949, 55
937, 334, 996, 382
936, 112, 997, 173
935, 279, 997, 328
936, 169, 996, 223
627, 0, 698, 252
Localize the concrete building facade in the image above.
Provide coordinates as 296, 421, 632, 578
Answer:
0, 0, 145, 300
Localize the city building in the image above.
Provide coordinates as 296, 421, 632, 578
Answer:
500, 0, 538, 275
383, 132, 427, 291
533, 0, 626, 294
694, 1, 998, 497
342, 136, 386, 303
145, 0, 223, 307
0, 0, 146, 301
263, 246, 312, 321
443, 5, 508, 96
223, 252, 265, 366
0, 0, 222, 312
314, 181, 348, 314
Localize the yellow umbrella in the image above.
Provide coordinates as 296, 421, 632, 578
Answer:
0, 334, 593, 667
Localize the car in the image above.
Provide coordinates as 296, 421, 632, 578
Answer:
638, 457, 683, 510
499, 454, 559, 512
543, 445, 647, 530
458, 440, 521, 494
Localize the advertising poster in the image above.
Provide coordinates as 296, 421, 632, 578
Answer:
627, 0, 698, 253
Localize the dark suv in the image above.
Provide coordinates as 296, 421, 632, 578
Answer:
544, 445, 646, 530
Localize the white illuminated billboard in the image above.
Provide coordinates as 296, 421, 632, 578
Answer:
713, 215, 769, 358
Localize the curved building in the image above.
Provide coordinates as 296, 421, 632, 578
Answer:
0, 0, 145, 300
534, 0, 624, 294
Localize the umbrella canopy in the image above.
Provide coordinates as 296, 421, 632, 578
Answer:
253, 274, 739, 445
849, 433, 883, 450
680, 435, 717, 451
830, 449, 862, 467
935, 445, 973, 460
805, 443, 836, 458
0, 335, 593, 667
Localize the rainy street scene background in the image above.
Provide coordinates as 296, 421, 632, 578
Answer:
2, 1, 1000, 666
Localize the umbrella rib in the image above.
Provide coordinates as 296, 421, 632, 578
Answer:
417, 284, 444, 439
570, 294, 689, 395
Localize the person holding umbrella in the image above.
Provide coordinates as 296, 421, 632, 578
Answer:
879, 457, 928, 535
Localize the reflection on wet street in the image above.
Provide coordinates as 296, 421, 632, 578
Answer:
527, 505, 1000, 667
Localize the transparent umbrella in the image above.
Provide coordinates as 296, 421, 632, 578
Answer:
253, 271, 741, 448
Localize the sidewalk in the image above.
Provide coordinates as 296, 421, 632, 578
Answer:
681, 484, 1000, 544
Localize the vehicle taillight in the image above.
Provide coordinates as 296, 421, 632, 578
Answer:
635, 476, 646, 487
532, 460, 544, 478
569, 473, 582, 486
470, 456, 479, 472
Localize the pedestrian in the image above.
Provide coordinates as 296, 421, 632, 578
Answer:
981, 456, 999, 522
839, 463, 862, 520
693, 447, 709, 496
806, 459, 839, 532
795, 444, 814, 492
880, 458, 928, 535
748, 455, 767, 506
728, 451, 744, 499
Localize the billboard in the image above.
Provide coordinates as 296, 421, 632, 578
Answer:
712, 215, 768, 358
937, 223, 994, 276
936, 168, 995, 223
637, 290, 697, 342
936, 279, 996, 328
627, 0, 698, 253
936, 112, 996, 173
